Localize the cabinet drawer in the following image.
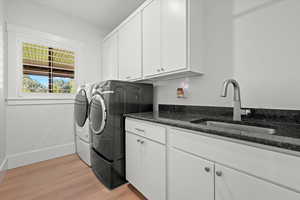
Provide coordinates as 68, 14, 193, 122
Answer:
126, 118, 166, 144
170, 128, 300, 192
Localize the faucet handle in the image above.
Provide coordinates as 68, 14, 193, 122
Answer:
241, 109, 251, 116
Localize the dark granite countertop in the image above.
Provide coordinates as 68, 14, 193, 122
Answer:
124, 105, 300, 153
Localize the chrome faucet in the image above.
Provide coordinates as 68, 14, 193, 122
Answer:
221, 79, 247, 121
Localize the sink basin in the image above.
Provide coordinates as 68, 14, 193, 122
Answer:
192, 120, 276, 135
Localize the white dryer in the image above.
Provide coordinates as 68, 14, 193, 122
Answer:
74, 83, 94, 166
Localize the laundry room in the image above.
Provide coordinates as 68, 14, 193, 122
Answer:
1, 0, 300, 200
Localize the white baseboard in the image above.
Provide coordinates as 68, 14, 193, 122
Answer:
7, 143, 75, 169
0, 157, 8, 184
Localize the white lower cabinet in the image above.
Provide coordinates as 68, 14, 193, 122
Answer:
126, 132, 166, 200
215, 164, 300, 200
126, 118, 300, 200
169, 148, 214, 200
141, 135, 166, 200
126, 132, 142, 188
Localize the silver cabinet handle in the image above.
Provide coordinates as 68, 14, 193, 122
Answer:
157, 69, 161, 72
161, 68, 164, 71
136, 139, 145, 144
135, 128, 145, 133
100, 90, 114, 95
216, 171, 222, 177
204, 167, 210, 173
126, 76, 131, 79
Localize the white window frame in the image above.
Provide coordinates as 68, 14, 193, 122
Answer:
11, 25, 81, 99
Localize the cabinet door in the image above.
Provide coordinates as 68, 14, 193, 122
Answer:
126, 133, 142, 190
142, 0, 161, 77
161, 0, 187, 72
102, 33, 118, 81
118, 13, 142, 81
169, 148, 214, 200
215, 164, 300, 200
140, 138, 166, 200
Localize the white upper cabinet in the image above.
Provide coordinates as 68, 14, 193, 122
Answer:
102, 0, 205, 81
102, 33, 118, 81
144, 0, 205, 79
142, 0, 161, 77
161, 0, 187, 73
118, 13, 142, 81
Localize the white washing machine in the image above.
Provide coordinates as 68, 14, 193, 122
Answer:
74, 83, 94, 166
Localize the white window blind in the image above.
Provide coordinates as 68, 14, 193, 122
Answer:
22, 42, 75, 93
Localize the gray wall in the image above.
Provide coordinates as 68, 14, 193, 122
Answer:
156, 0, 300, 110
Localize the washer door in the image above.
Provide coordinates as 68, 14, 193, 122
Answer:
74, 89, 89, 127
89, 92, 107, 135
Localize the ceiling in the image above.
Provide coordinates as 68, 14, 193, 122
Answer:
29, 0, 146, 32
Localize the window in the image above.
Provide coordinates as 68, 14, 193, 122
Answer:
22, 42, 75, 94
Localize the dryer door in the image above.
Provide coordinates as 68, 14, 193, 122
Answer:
74, 88, 89, 127
89, 92, 107, 135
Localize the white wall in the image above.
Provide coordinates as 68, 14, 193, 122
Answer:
6, 104, 75, 168
5, 0, 104, 169
7, 0, 104, 86
156, 0, 300, 110
234, 0, 300, 110
155, 0, 234, 108
0, 0, 7, 181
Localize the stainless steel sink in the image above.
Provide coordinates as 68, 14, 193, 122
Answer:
197, 120, 276, 135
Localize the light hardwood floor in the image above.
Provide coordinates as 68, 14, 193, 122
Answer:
0, 154, 146, 200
